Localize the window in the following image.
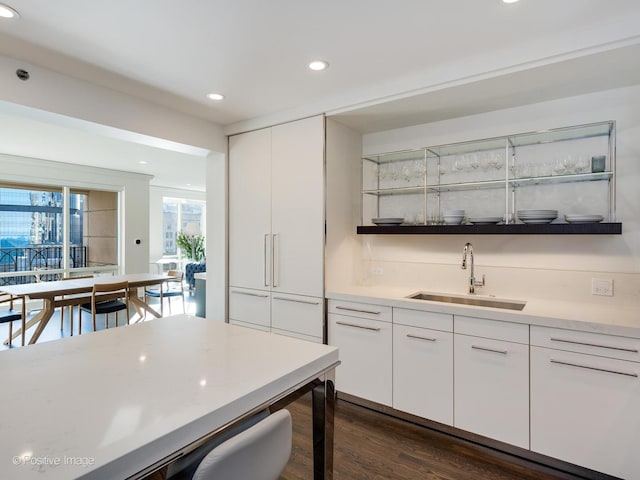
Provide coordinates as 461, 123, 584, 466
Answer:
0, 184, 118, 285
162, 198, 205, 258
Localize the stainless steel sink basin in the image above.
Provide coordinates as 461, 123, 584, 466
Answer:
407, 292, 526, 311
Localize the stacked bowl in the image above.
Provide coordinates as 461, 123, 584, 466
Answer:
443, 210, 465, 225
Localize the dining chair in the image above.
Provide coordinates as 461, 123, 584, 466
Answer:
144, 270, 185, 317
59, 275, 94, 335
190, 409, 292, 480
0, 296, 27, 347
80, 281, 130, 332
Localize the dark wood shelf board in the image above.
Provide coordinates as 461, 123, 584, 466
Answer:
357, 223, 622, 235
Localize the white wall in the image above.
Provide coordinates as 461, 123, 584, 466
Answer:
326, 118, 362, 290
0, 53, 226, 154
338, 85, 640, 305
205, 152, 226, 321
0, 154, 151, 274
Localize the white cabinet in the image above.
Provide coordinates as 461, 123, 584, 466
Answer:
271, 118, 325, 297
228, 116, 325, 340
228, 287, 270, 330
229, 128, 271, 292
393, 308, 453, 425
531, 326, 640, 479
328, 300, 392, 406
454, 316, 529, 449
271, 293, 323, 341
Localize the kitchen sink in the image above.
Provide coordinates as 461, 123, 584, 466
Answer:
406, 292, 526, 311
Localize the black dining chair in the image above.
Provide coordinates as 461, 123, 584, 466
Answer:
80, 281, 130, 332
0, 296, 27, 347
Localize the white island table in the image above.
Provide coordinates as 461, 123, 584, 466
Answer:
0, 315, 339, 479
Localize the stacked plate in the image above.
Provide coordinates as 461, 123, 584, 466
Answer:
565, 214, 604, 224
468, 217, 502, 225
372, 217, 404, 226
517, 209, 558, 224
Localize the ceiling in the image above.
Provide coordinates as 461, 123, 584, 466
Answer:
0, 0, 639, 189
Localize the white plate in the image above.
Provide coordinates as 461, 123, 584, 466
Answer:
565, 214, 604, 224
517, 209, 558, 216
372, 217, 404, 225
517, 215, 558, 220
520, 218, 557, 224
468, 217, 502, 225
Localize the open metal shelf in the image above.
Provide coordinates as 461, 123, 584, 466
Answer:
357, 223, 622, 235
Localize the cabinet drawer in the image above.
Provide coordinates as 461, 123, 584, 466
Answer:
328, 299, 391, 322
531, 325, 640, 363
228, 287, 270, 328
271, 328, 322, 343
455, 315, 528, 344
271, 293, 323, 339
393, 307, 452, 332
229, 318, 270, 333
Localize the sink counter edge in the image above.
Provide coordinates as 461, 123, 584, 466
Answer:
326, 287, 640, 339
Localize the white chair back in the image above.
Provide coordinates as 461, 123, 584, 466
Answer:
191, 409, 292, 480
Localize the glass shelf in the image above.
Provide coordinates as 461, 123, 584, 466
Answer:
363, 171, 613, 196
509, 171, 612, 187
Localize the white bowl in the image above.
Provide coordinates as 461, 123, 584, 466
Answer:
443, 215, 464, 225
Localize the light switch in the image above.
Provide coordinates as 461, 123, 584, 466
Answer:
591, 278, 614, 296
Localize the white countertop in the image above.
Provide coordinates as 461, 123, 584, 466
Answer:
0, 316, 338, 479
327, 286, 640, 338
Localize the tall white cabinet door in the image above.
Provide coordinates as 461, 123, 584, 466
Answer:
454, 334, 529, 449
229, 128, 272, 290
531, 346, 640, 479
271, 116, 324, 297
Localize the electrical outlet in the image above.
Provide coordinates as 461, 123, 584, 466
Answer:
371, 267, 384, 276
591, 278, 614, 296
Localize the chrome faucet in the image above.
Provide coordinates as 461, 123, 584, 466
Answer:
461, 242, 485, 294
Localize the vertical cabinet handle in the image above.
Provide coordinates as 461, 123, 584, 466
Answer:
272, 233, 280, 287
263, 233, 270, 287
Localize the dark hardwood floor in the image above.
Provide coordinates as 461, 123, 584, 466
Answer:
280, 392, 590, 480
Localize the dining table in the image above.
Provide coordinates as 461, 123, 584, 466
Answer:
0, 315, 339, 479
1, 273, 178, 345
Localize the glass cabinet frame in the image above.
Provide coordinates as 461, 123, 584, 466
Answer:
360, 121, 618, 234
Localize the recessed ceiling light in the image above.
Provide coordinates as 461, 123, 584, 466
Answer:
206, 93, 225, 101
502, 0, 519, 3
308, 60, 329, 71
138, 160, 148, 165
0, 3, 19, 18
